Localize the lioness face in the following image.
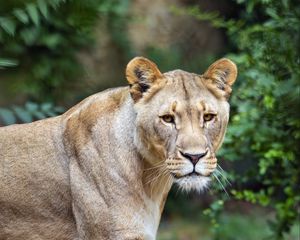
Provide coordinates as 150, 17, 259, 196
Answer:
126, 57, 237, 192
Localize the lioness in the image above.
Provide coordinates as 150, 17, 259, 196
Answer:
0, 57, 237, 240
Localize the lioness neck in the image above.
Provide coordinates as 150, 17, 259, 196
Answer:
112, 88, 173, 233
63, 87, 172, 238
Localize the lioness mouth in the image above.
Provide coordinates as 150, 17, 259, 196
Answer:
173, 171, 203, 179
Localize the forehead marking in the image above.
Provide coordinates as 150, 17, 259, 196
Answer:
181, 75, 190, 102
199, 100, 206, 111
171, 101, 177, 112
181, 75, 193, 118
179, 73, 197, 132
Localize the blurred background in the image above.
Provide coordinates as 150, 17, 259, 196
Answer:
0, 0, 299, 239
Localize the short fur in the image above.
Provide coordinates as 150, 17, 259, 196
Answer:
0, 57, 237, 240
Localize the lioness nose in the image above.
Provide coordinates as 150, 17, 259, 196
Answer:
180, 151, 207, 165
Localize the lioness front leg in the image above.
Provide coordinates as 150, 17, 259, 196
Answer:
70, 159, 114, 239
70, 160, 154, 240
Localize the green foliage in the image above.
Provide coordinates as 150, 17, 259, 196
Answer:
99, 0, 133, 58
0, 102, 64, 126
203, 200, 224, 232
159, 209, 298, 240
183, 0, 300, 238
0, 0, 130, 102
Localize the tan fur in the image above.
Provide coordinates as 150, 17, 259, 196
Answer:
0, 57, 237, 240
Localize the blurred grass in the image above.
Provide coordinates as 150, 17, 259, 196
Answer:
158, 210, 299, 240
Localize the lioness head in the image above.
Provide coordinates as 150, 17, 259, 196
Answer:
126, 57, 237, 192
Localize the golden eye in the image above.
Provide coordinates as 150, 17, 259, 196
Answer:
161, 114, 175, 123
203, 113, 215, 122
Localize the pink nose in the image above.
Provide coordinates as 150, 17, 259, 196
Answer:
179, 151, 208, 165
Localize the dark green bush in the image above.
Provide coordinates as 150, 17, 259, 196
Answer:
0, 0, 130, 103
0, 0, 131, 126
181, 0, 300, 238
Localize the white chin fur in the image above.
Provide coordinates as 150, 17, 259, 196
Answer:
174, 175, 211, 193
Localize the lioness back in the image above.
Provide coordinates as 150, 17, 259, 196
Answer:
0, 116, 76, 239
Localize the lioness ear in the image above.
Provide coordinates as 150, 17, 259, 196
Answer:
126, 57, 163, 101
203, 58, 237, 98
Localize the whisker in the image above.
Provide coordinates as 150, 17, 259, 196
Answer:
217, 164, 232, 186
217, 164, 226, 174
145, 172, 161, 185
145, 166, 168, 182
148, 169, 171, 197
145, 167, 168, 186
143, 161, 166, 171
161, 173, 172, 195
213, 172, 229, 197
215, 168, 232, 186
148, 171, 163, 198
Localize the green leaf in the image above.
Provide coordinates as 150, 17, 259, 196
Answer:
32, 111, 46, 119
266, 7, 279, 20
0, 17, 16, 36
26, 3, 40, 26
46, 111, 57, 117
25, 102, 38, 112
20, 28, 40, 45
49, 0, 65, 10
0, 108, 16, 125
0, 58, 18, 68
54, 106, 64, 113
13, 9, 29, 24
41, 102, 53, 112
40, 34, 63, 48
12, 106, 33, 123
37, 0, 48, 19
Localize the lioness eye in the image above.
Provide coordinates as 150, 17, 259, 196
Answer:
203, 113, 215, 122
161, 114, 175, 124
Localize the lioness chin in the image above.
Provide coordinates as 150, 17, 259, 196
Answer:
0, 57, 237, 240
